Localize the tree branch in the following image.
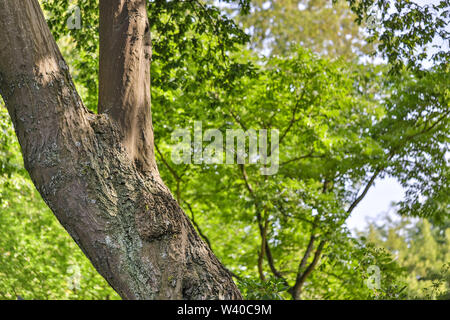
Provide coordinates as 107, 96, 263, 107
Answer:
290, 240, 325, 299
346, 167, 382, 215
98, 0, 156, 173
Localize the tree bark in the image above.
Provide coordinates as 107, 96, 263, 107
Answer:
0, 0, 241, 300
98, 0, 156, 174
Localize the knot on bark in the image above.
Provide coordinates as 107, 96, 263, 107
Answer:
135, 191, 182, 241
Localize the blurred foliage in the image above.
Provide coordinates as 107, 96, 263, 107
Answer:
360, 214, 450, 299
0, 0, 448, 299
233, 0, 374, 59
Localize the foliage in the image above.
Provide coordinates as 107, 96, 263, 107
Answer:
237, 276, 289, 300
346, 0, 449, 72
234, 0, 373, 59
153, 45, 444, 298
360, 214, 450, 299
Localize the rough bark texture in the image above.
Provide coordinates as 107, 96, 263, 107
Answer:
0, 0, 241, 299
98, 0, 156, 173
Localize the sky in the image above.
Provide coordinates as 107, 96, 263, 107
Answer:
345, 177, 405, 233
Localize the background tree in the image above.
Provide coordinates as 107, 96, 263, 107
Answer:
360, 213, 450, 299
234, 0, 373, 59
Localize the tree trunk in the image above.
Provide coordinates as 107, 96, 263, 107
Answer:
0, 0, 241, 300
